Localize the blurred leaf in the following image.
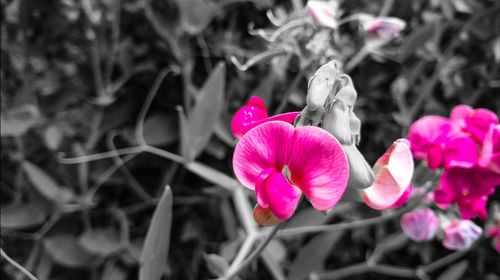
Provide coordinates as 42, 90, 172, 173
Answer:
79, 228, 123, 257
284, 208, 329, 230
139, 186, 173, 280
102, 261, 127, 280
44, 234, 96, 268
1, 203, 47, 229
0, 105, 40, 137
174, 0, 217, 34
22, 161, 75, 204
143, 113, 179, 146
288, 231, 345, 280
399, 21, 439, 60
43, 125, 64, 150
184, 62, 226, 160
204, 253, 229, 278
437, 260, 469, 280
177, 106, 191, 159
262, 247, 287, 280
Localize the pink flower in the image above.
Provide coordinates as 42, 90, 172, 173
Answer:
305, 0, 338, 29
434, 166, 500, 220
401, 209, 440, 241
485, 219, 500, 252
231, 96, 300, 139
364, 17, 406, 42
450, 105, 499, 144
233, 121, 349, 225
442, 219, 482, 250
479, 124, 500, 174
361, 139, 414, 210
406, 116, 478, 170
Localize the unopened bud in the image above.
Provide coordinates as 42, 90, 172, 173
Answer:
343, 144, 375, 189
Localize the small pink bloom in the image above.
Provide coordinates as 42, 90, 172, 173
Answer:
364, 17, 406, 42
479, 124, 500, 174
485, 219, 500, 252
233, 121, 349, 225
456, 196, 488, 220
401, 209, 440, 241
231, 96, 300, 139
442, 219, 482, 250
305, 0, 338, 29
361, 139, 414, 210
450, 105, 498, 144
406, 116, 478, 170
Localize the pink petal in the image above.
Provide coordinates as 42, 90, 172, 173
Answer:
450, 105, 474, 128
362, 139, 414, 210
287, 126, 349, 211
443, 136, 478, 168
479, 124, 500, 173
364, 17, 406, 42
426, 143, 444, 170
231, 97, 268, 138
442, 219, 483, 250
401, 208, 440, 241
485, 225, 500, 238
306, 0, 338, 29
233, 122, 294, 190
258, 171, 302, 220
388, 183, 412, 209
253, 205, 283, 226
457, 196, 488, 220
467, 108, 499, 143
440, 166, 500, 200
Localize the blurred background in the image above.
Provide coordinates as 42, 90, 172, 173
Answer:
1, 0, 499, 279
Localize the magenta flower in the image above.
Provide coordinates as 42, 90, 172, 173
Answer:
485, 219, 500, 253
305, 0, 338, 29
364, 17, 406, 42
434, 166, 500, 220
233, 121, 349, 225
406, 116, 478, 170
231, 96, 300, 139
479, 124, 500, 174
450, 105, 499, 144
361, 139, 414, 210
442, 219, 482, 250
401, 209, 440, 241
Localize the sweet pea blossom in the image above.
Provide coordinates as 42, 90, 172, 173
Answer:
231, 96, 300, 139
401, 209, 440, 241
450, 105, 499, 144
361, 139, 414, 210
485, 219, 500, 252
233, 121, 349, 225
479, 124, 500, 173
305, 0, 338, 29
442, 219, 482, 250
364, 17, 406, 42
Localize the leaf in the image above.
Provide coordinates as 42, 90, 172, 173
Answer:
185, 62, 226, 160
288, 231, 345, 280
0, 105, 40, 137
44, 234, 96, 268
43, 125, 64, 150
204, 253, 229, 278
143, 113, 179, 146
139, 186, 173, 280
436, 260, 469, 280
1, 203, 47, 229
399, 21, 438, 61
22, 161, 75, 204
79, 228, 123, 256
177, 106, 192, 159
174, 0, 217, 34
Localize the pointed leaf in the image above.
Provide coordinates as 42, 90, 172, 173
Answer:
436, 260, 469, 280
44, 234, 96, 268
1, 203, 47, 229
143, 113, 179, 146
22, 161, 74, 204
186, 62, 225, 160
139, 186, 173, 280
204, 253, 229, 277
174, 0, 217, 34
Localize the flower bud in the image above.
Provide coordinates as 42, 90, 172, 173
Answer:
322, 100, 353, 145
401, 209, 440, 241
343, 144, 375, 189
442, 219, 482, 250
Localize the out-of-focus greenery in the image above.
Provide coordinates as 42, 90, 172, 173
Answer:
1, 0, 499, 279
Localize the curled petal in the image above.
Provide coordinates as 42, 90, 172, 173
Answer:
287, 126, 349, 211
388, 183, 412, 209
233, 122, 294, 190
479, 124, 500, 173
401, 209, 440, 241
364, 17, 406, 42
306, 0, 338, 29
258, 171, 302, 220
442, 219, 483, 250
362, 139, 414, 210
253, 205, 283, 226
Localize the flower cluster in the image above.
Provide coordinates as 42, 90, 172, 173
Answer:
407, 105, 500, 220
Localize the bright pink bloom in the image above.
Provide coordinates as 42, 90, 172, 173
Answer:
450, 105, 498, 144
401, 209, 440, 241
233, 121, 349, 225
456, 196, 488, 220
231, 96, 300, 139
361, 139, 414, 210
364, 17, 406, 42
485, 219, 500, 252
479, 124, 500, 173
306, 0, 338, 29
442, 219, 482, 250
406, 116, 478, 170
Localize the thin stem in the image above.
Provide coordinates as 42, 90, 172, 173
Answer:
144, 145, 186, 164
420, 245, 474, 274
136, 68, 171, 146
313, 262, 370, 279
273, 69, 304, 115
1, 248, 39, 280
344, 47, 369, 72
378, 0, 395, 17
222, 223, 284, 280
58, 146, 146, 164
